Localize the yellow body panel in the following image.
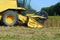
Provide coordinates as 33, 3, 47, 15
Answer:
28, 17, 44, 28
26, 14, 45, 19
0, 0, 25, 12
18, 14, 27, 23
0, 0, 17, 12
26, 14, 44, 28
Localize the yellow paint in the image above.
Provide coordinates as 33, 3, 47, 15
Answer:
28, 17, 44, 28
5, 14, 14, 24
18, 14, 27, 23
26, 14, 44, 28
18, 14, 44, 28
26, 14, 45, 19
0, 0, 25, 12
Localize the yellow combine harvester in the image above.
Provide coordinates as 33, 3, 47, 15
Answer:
0, 0, 48, 28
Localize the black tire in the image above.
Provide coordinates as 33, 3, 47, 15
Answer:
2, 10, 18, 26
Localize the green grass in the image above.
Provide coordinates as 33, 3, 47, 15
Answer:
0, 26, 60, 40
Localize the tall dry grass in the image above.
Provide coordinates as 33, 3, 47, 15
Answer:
44, 16, 60, 27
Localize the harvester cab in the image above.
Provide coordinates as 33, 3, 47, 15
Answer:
17, 0, 30, 9
17, 0, 30, 15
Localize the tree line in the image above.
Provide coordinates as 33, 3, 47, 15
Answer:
41, 2, 60, 16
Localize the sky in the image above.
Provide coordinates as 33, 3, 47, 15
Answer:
30, 0, 60, 11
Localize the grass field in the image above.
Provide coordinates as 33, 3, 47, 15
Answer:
0, 16, 60, 40
44, 16, 60, 27
0, 26, 60, 40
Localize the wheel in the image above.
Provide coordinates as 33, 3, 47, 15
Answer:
2, 10, 18, 26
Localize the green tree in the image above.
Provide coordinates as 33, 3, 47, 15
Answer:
54, 2, 60, 15
41, 2, 60, 16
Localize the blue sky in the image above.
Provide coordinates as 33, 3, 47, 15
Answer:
30, 0, 60, 11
